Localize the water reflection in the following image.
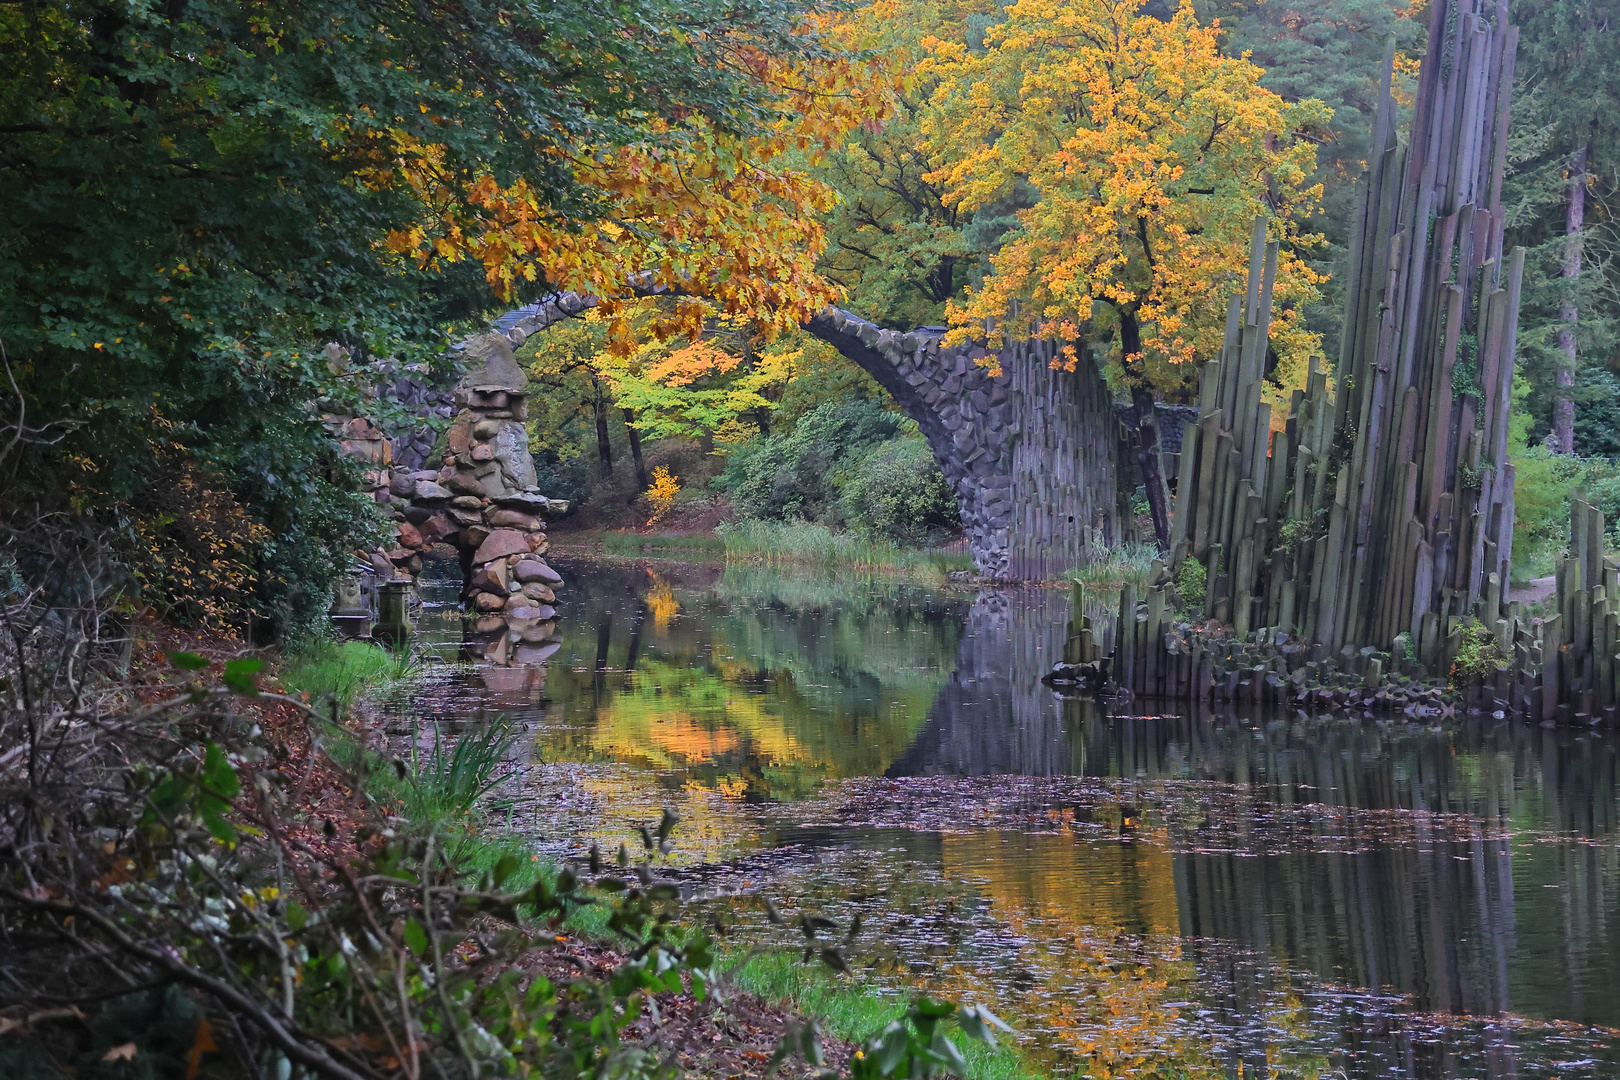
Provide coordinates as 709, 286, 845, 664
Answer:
407, 556, 1620, 1075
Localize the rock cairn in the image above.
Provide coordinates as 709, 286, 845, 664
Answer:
332, 331, 568, 662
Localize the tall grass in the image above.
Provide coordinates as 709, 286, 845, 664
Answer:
400, 720, 520, 827
597, 530, 727, 558
719, 520, 972, 576
278, 639, 421, 707
1066, 542, 1159, 591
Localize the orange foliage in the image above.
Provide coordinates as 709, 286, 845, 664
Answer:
387, 14, 901, 350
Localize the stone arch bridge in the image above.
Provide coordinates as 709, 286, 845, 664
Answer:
487, 294, 1166, 580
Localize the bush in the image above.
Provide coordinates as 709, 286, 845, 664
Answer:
1510, 446, 1620, 579
722, 400, 908, 523
838, 436, 959, 544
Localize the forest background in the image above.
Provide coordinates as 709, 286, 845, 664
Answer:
3, 0, 1620, 640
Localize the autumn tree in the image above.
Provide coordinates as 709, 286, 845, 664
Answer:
1, 0, 889, 635
917, 0, 1330, 544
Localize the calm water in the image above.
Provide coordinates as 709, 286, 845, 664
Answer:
403, 556, 1620, 1079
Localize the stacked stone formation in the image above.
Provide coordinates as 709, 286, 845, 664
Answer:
331, 330, 569, 661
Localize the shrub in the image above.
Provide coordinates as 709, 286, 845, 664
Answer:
837, 436, 959, 544
722, 400, 908, 522
1175, 556, 1207, 619
646, 465, 681, 523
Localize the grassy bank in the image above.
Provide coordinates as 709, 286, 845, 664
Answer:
726, 949, 1043, 1080
277, 638, 421, 707
596, 529, 728, 559
719, 520, 973, 575
1066, 541, 1159, 591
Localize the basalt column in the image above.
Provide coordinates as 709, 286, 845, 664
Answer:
805, 310, 1119, 580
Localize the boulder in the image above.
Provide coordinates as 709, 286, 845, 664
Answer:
461, 525, 490, 549
403, 505, 435, 525
493, 491, 548, 510
514, 559, 563, 586
444, 472, 487, 498
473, 418, 502, 440
470, 444, 494, 461
396, 522, 424, 548
418, 513, 456, 544
449, 495, 483, 511
413, 481, 450, 502
473, 529, 532, 565
389, 470, 416, 498
449, 508, 483, 527
488, 508, 540, 530
520, 582, 555, 603
459, 333, 528, 394
473, 591, 506, 612
490, 421, 538, 490
446, 418, 471, 455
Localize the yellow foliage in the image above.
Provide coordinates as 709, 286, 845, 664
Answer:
646, 466, 681, 524
918, 0, 1331, 398
385, 15, 902, 351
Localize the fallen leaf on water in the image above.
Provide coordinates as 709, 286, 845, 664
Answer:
102, 1043, 138, 1062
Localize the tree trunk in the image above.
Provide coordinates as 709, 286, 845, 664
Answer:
1553, 144, 1587, 455
623, 407, 649, 492
592, 377, 614, 471
1118, 309, 1172, 552
805, 309, 1118, 580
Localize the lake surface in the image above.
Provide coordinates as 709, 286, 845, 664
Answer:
403, 555, 1620, 1079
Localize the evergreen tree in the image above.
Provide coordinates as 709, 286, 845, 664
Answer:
1502, 0, 1620, 454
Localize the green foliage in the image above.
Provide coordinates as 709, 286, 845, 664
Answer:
1505, 445, 1620, 576
846, 999, 1014, 1080
1450, 619, 1508, 687
723, 400, 910, 522
839, 437, 962, 545
1, 0, 850, 641
1175, 557, 1208, 620
1500, 0, 1620, 447
278, 639, 422, 708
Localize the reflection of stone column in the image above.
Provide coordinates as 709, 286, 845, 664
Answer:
888, 589, 1085, 777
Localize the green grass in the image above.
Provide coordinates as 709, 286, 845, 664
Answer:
597, 530, 728, 558
1066, 542, 1159, 591
723, 950, 1043, 1080
718, 520, 973, 577
277, 639, 421, 707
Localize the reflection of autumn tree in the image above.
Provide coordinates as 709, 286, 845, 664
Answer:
535, 564, 967, 800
